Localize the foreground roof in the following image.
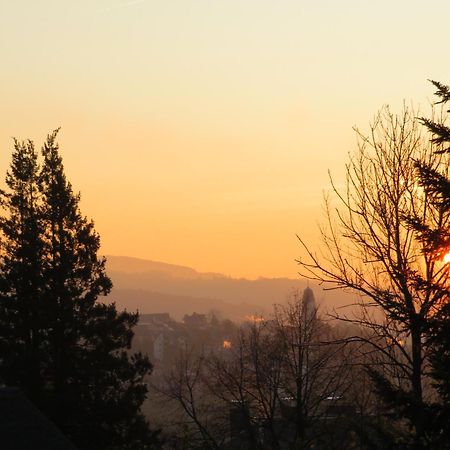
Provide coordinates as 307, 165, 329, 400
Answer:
0, 388, 78, 450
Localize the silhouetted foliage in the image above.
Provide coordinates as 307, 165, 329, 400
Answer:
413, 80, 450, 448
0, 130, 159, 449
420, 80, 450, 151
298, 104, 450, 448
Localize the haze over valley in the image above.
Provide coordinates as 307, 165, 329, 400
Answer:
106, 255, 355, 320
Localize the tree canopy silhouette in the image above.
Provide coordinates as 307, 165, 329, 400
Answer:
297, 104, 450, 448
0, 130, 158, 449
414, 80, 450, 448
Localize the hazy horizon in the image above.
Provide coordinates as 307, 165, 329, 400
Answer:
104, 254, 355, 321
105, 253, 302, 280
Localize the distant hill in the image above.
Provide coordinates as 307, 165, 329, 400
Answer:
105, 255, 225, 280
105, 255, 357, 321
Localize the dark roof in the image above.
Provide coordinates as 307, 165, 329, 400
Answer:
0, 388, 78, 450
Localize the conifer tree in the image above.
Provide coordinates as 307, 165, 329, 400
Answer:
0, 139, 46, 402
0, 131, 158, 449
413, 80, 450, 448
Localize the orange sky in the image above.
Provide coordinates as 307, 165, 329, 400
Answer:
1, 1, 449, 278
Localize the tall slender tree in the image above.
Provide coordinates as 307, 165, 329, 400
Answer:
0, 138, 46, 402
0, 130, 158, 449
412, 80, 450, 448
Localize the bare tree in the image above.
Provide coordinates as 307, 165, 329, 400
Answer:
272, 290, 356, 449
203, 320, 284, 449
156, 347, 227, 449
297, 105, 450, 446
158, 290, 357, 449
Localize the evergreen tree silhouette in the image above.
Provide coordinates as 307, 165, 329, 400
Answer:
414, 80, 450, 448
0, 130, 159, 449
0, 138, 46, 402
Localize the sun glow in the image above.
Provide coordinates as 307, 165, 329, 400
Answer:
443, 252, 450, 264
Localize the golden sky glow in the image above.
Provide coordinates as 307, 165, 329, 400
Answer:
444, 252, 450, 265
1, 1, 450, 278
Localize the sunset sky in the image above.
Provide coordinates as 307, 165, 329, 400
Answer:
1, 0, 449, 279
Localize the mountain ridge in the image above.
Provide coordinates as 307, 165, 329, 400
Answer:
104, 255, 356, 320
105, 255, 228, 280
